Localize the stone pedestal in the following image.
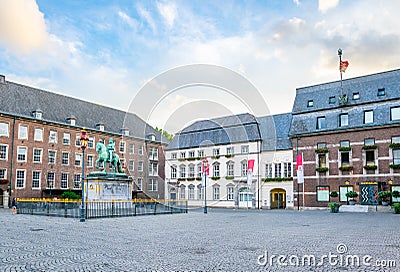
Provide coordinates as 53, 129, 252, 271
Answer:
86, 172, 133, 200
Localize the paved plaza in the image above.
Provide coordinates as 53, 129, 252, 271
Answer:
0, 208, 399, 272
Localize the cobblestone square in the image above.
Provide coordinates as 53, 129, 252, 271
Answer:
0, 208, 398, 271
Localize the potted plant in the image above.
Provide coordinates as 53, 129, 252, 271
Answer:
328, 202, 340, 213
345, 191, 358, 205
330, 191, 338, 198
392, 203, 400, 214
377, 191, 391, 206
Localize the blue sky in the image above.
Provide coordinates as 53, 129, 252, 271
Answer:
1, 0, 400, 132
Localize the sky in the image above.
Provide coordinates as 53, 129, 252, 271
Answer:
1, 0, 400, 133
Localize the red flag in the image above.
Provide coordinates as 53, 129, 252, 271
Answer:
296, 155, 303, 170
340, 60, 349, 72
247, 159, 255, 172
202, 163, 209, 176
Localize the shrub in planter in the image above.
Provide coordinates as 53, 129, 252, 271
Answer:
316, 167, 329, 172
315, 148, 329, 153
339, 146, 352, 152
363, 165, 377, 170
362, 145, 377, 150
330, 191, 338, 198
328, 202, 340, 213
61, 191, 80, 200
346, 191, 358, 205
389, 143, 400, 149
392, 203, 400, 214
339, 166, 353, 171
390, 164, 400, 169
377, 191, 391, 206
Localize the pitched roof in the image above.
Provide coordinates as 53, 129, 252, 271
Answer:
0, 77, 166, 143
256, 113, 292, 151
290, 69, 400, 136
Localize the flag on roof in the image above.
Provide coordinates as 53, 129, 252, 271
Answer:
340, 60, 349, 73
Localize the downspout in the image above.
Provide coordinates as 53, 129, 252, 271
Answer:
8, 116, 16, 207
255, 119, 262, 210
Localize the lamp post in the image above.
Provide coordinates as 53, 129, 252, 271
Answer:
79, 129, 89, 222
202, 157, 208, 214
345, 181, 350, 205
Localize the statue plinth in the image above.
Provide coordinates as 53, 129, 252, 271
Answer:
85, 172, 133, 201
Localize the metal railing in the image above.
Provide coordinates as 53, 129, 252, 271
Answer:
16, 198, 188, 219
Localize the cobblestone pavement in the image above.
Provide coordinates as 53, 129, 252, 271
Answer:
0, 208, 399, 272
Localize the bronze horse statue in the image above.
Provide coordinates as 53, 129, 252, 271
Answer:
95, 142, 123, 173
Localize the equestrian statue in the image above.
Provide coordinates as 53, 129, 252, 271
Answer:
95, 138, 124, 173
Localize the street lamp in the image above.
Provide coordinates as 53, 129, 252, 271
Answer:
79, 129, 89, 222
202, 157, 208, 214
345, 181, 350, 205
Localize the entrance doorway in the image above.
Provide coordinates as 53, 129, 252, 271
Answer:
270, 188, 286, 209
0, 189, 3, 207
239, 187, 253, 208
170, 188, 177, 200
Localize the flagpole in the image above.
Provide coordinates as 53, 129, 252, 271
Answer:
338, 48, 343, 98
302, 152, 305, 210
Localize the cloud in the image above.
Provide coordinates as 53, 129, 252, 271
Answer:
118, 11, 138, 31
293, 0, 301, 5
0, 0, 48, 53
136, 5, 157, 34
318, 0, 340, 13
157, 2, 177, 29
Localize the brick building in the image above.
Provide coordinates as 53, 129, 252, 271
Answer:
290, 69, 400, 208
0, 75, 167, 207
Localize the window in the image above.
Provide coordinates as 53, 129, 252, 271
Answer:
179, 185, 186, 199
32, 171, 41, 189
198, 150, 204, 158
138, 146, 144, 155
129, 144, 135, 154
49, 130, 57, 143
316, 117, 326, 129
227, 162, 234, 176
136, 178, 143, 191
34, 128, 43, 141
171, 152, 177, 159
74, 174, 81, 189
366, 150, 375, 166
392, 149, 400, 165
213, 163, 220, 177
339, 113, 348, 127
197, 164, 202, 177
329, 96, 336, 104
180, 152, 186, 159
179, 165, 186, 178
241, 161, 247, 176
316, 186, 329, 202
138, 161, 143, 172
47, 172, 55, 188
148, 179, 158, 191
341, 152, 350, 167
30, 149, 41, 164
364, 110, 373, 124
307, 100, 314, 107
75, 153, 82, 166
241, 145, 249, 154
377, 88, 385, 96
61, 173, 68, 189
213, 186, 220, 200
226, 147, 234, 155
48, 150, 56, 164
0, 169, 6, 179
213, 148, 220, 156
188, 151, 195, 158
283, 162, 292, 178
392, 136, 400, 144
16, 170, 25, 188
353, 92, 360, 100
188, 164, 195, 178
197, 184, 203, 200
265, 163, 273, 178
150, 147, 158, 160
87, 155, 93, 168
318, 154, 327, 168
317, 142, 327, 149
88, 137, 94, 149
18, 125, 28, 139
128, 160, 134, 171
227, 186, 234, 200
61, 152, 69, 165
17, 147, 27, 162
119, 141, 126, 153
188, 185, 195, 200
149, 162, 158, 176
339, 186, 353, 202
63, 133, 70, 145
274, 163, 281, 178
75, 135, 81, 146
340, 140, 350, 147
0, 122, 9, 137
364, 138, 375, 146
171, 166, 177, 179
0, 145, 7, 160
391, 107, 400, 121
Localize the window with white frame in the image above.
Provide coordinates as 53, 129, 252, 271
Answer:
17, 147, 27, 162
339, 113, 348, 127
32, 148, 42, 163
179, 185, 186, 199
213, 186, 220, 200
213, 163, 220, 177
119, 141, 126, 153
87, 155, 93, 167
180, 151, 186, 159
197, 164, 202, 177
179, 165, 186, 178
0, 122, 8, 137
73, 174, 81, 189
149, 162, 158, 176
16, 170, 25, 188
316, 186, 330, 202
75, 153, 82, 166
61, 173, 68, 189
171, 152, 177, 159
197, 184, 203, 200
34, 128, 43, 141
274, 163, 282, 178
188, 151, 195, 158
213, 148, 220, 157
63, 133, 70, 145
318, 154, 327, 168
128, 160, 134, 171
136, 178, 143, 191
75, 135, 81, 146
391, 107, 400, 121
0, 145, 7, 160
227, 161, 234, 176
283, 162, 292, 177
48, 150, 56, 164
171, 166, 177, 179
241, 145, 249, 154
49, 130, 57, 143
316, 116, 326, 129
88, 137, 94, 149
18, 125, 28, 139
32, 171, 40, 188
393, 149, 400, 165
129, 143, 135, 154
138, 161, 143, 172
0, 168, 6, 179
227, 186, 234, 200
265, 163, 273, 178
150, 147, 158, 160
226, 147, 234, 155
188, 185, 195, 200
148, 178, 158, 191
138, 145, 144, 155
47, 172, 55, 188
241, 161, 247, 176
61, 152, 69, 165
198, 150, 204, 158
364, 110, 374, 124
188, 164, 195, 178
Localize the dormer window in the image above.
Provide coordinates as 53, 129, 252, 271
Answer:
66, 116, 76, 126
0, 75, 5, 84
307, 100, 314, 107
329, 96, 336, 104
147, 134, 156, 141
377, 88, 385, 96
32, 109, 42, 120
120, 128, 129, 136
96, 123, 104, 131
353, 92, 360, 100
